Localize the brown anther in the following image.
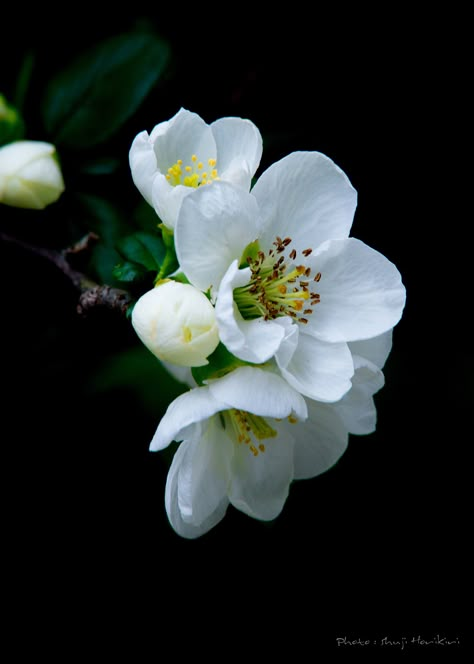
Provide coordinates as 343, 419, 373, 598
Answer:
258, 251, 265, 262
299, 281, 309, 287
246, 256, 253, 265
283, 237, 292, 246
314, 272, 322, 282
289, 249, 297, 260
302, 248, 313, 257
311, 300, 320, 306
310, 292, 320, 299
272, 270, 279, 280
304, 309, 313, 315
304, 267, 311, 277
299, 318, 309, 324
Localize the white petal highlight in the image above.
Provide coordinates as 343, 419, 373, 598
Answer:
229, 422, 295, 521
165, 439, 229, 539
307, 238, 406, 342
175, 181, 260, 294
150, 386, 223, 451
277, 333, 354, 402
215, 260, 286, 363
349, 330, 393, 369
335, 356, 385, 435
208, 366, 308, 421
150, 108, 216, 173
252, 151, 357, 254
211, 117, 263, 189
129, 131, 157, 206
290, 399, 349, 480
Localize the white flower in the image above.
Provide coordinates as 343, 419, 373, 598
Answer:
152, 334, 389, 538
131, 281, 219, 367
175, 152, 406, 403
129, 107, 262, 229
0, 140, 65, 210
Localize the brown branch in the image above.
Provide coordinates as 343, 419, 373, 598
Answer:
0, 231, 133, 316
77, 285, 133, 316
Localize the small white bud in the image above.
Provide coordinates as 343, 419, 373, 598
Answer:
132, 281, 219, 367
0, 140, 65, 210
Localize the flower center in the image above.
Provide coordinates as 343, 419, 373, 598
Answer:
165, 155, 219, 188
226, 409, 277, 457
233, 236, 321, 324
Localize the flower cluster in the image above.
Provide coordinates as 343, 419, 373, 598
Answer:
129, 108, 406, 538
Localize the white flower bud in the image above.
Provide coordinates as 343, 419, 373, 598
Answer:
132, 281, 220, 367
0, 140, 65, 210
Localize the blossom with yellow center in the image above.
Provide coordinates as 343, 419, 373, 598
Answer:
175, 151, 406, 403
129, 107, 262, 229
151, 332, 390, 538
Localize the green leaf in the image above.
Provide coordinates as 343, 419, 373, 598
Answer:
42, 31, 170, 149
112, 260, 147, 283
79, 157, 121, 176
0, 94, 25, 145
116, 231, 165, 271
76, 193, 128, 245
89, 243, 123, 286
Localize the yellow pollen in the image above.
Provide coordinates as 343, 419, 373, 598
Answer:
258, 444, 265, 452
166, 155, 219, 188
250, 445, 259, 457
278, 285, 287, 294
288, 415, 298, 424
208, 158, 216, 167
293, 300, 304, 311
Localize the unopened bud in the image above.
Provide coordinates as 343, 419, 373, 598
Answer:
0, 140, 65, 210
132, 281, 219, 367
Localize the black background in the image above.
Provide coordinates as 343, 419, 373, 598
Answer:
1, 9, 469, 657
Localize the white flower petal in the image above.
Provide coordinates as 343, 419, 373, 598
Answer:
208, 366, 308, 421
349, 330, 393, 369
151, 175, 197, 230
150, 385, 223, 451
215, 260, 286, 363
175, 181, 260, 293
306, 238, 406, 342
211, 117, 263, 189
289, 399, 349, 480
176, 417, 231, 526
129, 131, 157, 206
150, 108, 216, 173
335, 356, 385, 435
165, 439, 229, 539
160, 361, 195, 387
229, 422, 295, 521
252, 151, 357, 254
277, 332, 354, 402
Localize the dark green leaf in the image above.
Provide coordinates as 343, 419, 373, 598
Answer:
89, 243, 123, 286
76, 193, 128, 245
42, 31, 170, 149
112, 260, 147, 283
80, 157, 121, 176
116, 231, 165, 271
134, 199, 161, 232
